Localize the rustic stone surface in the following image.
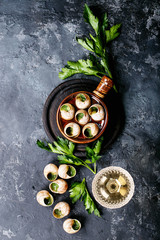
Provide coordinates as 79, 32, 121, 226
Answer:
0, 0, 160, 239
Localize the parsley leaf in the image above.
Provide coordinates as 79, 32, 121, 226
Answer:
106, 24, 121, 43
86, 136, 104, 173
69, 178, 101, 217
59, 58, 106, 79
36, 140, 52, 152
83, 4, 99, 35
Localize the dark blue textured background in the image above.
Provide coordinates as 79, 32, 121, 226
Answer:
0, 0, 160, 239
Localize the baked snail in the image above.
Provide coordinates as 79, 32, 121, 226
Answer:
75, 110, 90, 126
88, 104, 105, 121
36, 190, 54, 207
60, 103, 75, 120
63, 218, 81, 234
64, 122, 81, 138
53, 202, 70, 219
43, 163, 58, 181
58, 164, 76, 179
82, 123, 99, 138
49, 179, 68, 194
75, 93, 91, 109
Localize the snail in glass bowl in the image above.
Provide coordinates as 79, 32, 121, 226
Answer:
36, 190, 54, 207
60, 103, 75, 120
82, 123, 99, 138
88, 104, 105, 121
75, 93, 91, 109
49, 179, 68, 194
63, 218, 81, 234
43, 163, 58, 181
53, 202, 70, 219
75, 110, 90, 126
64, 122, 81, 138
58, 164, 76, 179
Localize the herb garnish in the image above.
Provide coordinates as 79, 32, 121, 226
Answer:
37, 137, 103, 174
76, 113, 84, 121
67, 166, 76, 177
85, 136, 103, 173
44, 197, 52, 206
61, 104, 70, 112
47, 172, 57, 181
90, 106, 98, 115
54, 209, 62, 217
72, 220, 80, 230
50, 183, 59, 192
69, 178, 101, 217
66, 127, 73, 136
84, 128, 93, 138
78, 94, 86, 102
59, 4, 121, 92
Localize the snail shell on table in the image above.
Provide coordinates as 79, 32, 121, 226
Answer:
63, 218, 81, 234
58, 164, 76, 179
64, 122, 81, 138
60, 103, 75, 120
75, 109, 90, 126
53, 202, 70, 219
82, 123, 99, 138
49, 179, 68, 194
36, 190, 54, 207
75, 93, 91, 109
43, 164, 58, 181
88, 104, 105, 121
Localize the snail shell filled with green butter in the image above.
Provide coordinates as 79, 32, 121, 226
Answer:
53, 202, 70, 219
75, 109, 90, 126
63, 218, 81, 234
64, 122, 81, 138
49, 179, 68, 194
82, 123, 99, 138
75, 93, 91, 109
43, 163, 58, 181
58, 164, 76, 179
88, 104, 105, 121
36, 190, 54, 207
60, 103, 75, 120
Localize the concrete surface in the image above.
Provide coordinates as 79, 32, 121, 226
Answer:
0, 0, 160, 239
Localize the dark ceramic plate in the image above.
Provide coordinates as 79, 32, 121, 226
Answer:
42, 79, 124, 156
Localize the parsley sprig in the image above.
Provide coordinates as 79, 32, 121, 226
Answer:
69, 178, 101, 217
85, 136, 103, 173
37, 137, 103, 174
59, 4, 121, 92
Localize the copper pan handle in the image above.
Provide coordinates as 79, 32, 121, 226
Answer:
93, 76, 114, 98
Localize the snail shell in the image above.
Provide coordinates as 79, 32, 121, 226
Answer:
75, 93, 91, 109
88, 104, 105, 121
63, 218, 81, 234
75, 110, 90, 126
49, 179, 68, 194
82, 123, 99, 138
58, 164, 76, 179
60, 103, 75, 120
36, 190, 54, 207
43, 164, 58, 181
64, 122, 81, 138
53, 202, 70, 219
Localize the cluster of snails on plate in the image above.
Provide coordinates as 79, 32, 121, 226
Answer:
36, 164, 81, 234
60, 93, 105, 139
